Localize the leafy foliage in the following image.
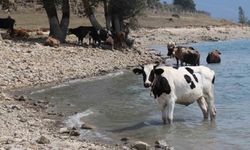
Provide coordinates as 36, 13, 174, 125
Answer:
109, 0, 146, 19
173, 0, 196, 11
146, 0, 161, 8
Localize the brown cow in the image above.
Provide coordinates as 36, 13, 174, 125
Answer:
206, 50, 221, 64
12, 29, 29, 38
167, 41, 200, 66
114, 31, 126, 50
44, 36, 60, 48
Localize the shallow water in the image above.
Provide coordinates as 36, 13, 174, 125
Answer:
29, 39, 250, 149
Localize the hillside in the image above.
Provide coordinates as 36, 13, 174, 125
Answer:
0, 8, 236, 29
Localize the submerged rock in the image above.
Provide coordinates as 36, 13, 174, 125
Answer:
132, 141, 150, 150
81, 123, 94, 130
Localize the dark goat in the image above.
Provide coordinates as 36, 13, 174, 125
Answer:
68, 26, 94, 45
0, 16, 15, 35
89, 29, 111, 46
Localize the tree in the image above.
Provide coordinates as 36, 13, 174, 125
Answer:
43, 0, 70, 43
109, 0, 146, 32
173, 0, 196, 11
247, 20, 250, 26
82, 0, 146, 32
82, 0, 103, 30
146, 0, 161, 9
238, 6, 247, 25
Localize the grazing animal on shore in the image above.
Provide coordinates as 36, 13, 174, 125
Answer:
68, 26, 94, 45
206, 50, 221, 64
113, 31, 126, 49
89, 28, 112, 46
167, 41, 200, 66
0, 16, 15, 36
133, 64, 216, 124
12, 28, 29, 38
44, 36, 60, 48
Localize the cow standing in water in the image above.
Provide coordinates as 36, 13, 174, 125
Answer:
133, 64, 216, 124
206, 50, 221, 64
167, 41, 200, 67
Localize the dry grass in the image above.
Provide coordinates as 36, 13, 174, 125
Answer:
137, 11, 236, 28
0, 9, 235, 30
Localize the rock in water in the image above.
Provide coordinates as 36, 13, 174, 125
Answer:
132, 141, 150, 150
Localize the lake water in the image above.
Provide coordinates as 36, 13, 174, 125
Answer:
28, 39, 250, 150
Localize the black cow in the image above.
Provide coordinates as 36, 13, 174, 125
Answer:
68, 26, 94, 45
0, 16, 15, 35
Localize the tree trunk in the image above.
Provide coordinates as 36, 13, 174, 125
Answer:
60, 0, 70, 41
104, 0, 111, 30
112, 14, 121, 32
43, 0, 70, 43
83, 0, 102, 30
88, 14, 102, 30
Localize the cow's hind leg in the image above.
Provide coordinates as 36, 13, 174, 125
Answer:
161, 107, 167, 124
205, 94, 216, 120
197, 97, 208, 120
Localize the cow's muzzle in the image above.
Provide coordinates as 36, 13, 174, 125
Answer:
144, 83, 151, 88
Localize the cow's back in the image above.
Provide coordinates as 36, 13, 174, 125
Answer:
156, 66, 214, 105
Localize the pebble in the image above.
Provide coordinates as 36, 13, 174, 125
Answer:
36, 136, 50, 144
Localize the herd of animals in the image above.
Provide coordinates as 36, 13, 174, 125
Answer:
1, 16, 223, 125
0, 16, 132, 49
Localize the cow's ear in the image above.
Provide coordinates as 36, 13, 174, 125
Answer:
133, 68, 143, 75
155, 68, 164, 75
153, 61, 160, 69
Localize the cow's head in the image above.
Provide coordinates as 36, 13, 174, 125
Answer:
213, 49, 221, 55
167, 41, 176, 56
67, 28, 73, 35
133, 63, 159, 88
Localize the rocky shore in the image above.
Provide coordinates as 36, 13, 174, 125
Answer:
1, 25, 250, 149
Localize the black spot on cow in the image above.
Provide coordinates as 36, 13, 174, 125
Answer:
190, 82, 196, 89
152, 76, 171, 98
185, 67, 194, 74
192, 74, 198, 82
184, 74, 196, 89
212, 75, 215, 84
184, 74, 192, 83
186, 67, 198, 82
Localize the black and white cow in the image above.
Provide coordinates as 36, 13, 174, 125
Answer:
133, 64, 216, 124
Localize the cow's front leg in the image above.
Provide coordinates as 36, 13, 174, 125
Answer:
161, 104, 167, 124
175, 57, 179, 67
166, 99, 175, 124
